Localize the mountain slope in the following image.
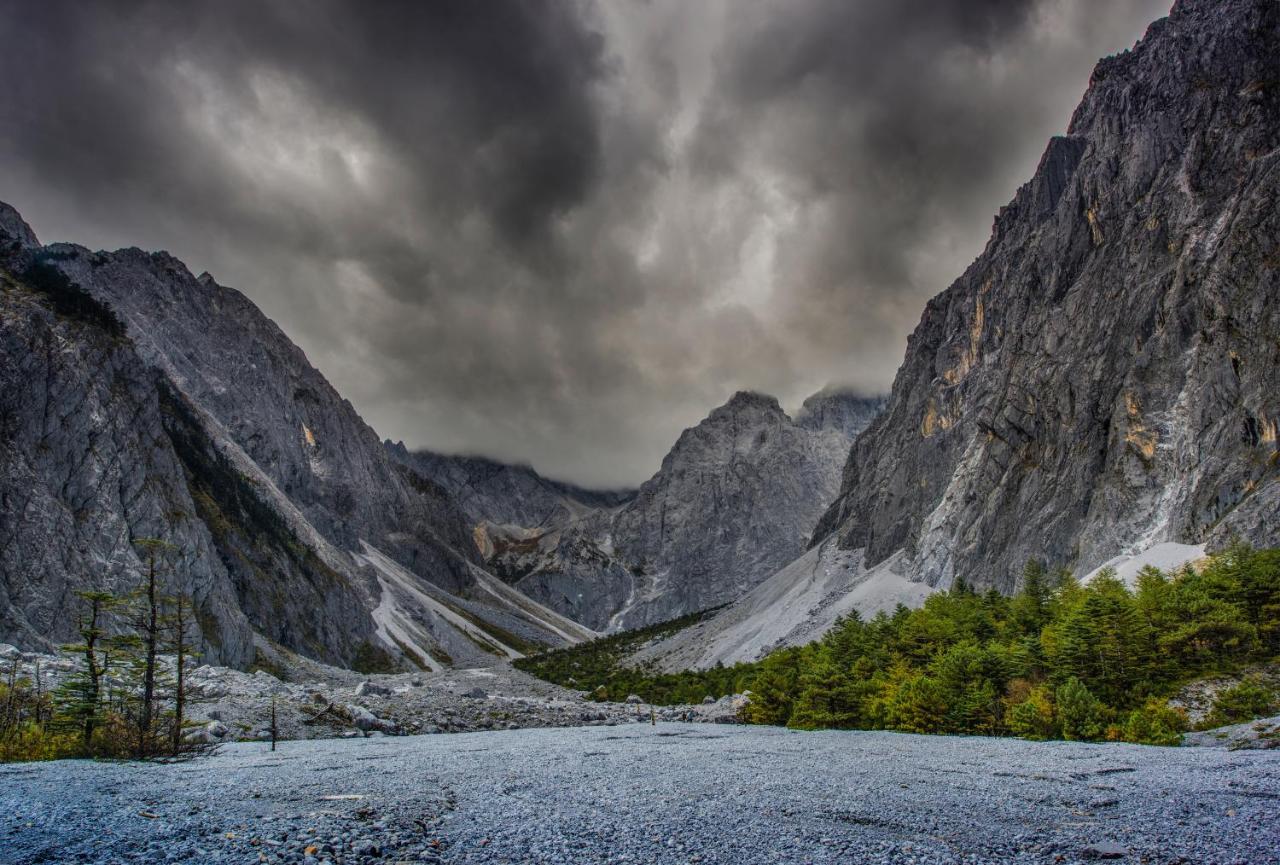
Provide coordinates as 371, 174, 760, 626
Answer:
387, 444, 634, 531
405, 389, 883, 631
603, 390, 881, 628
0, 203, 591, 668
639, 0, 1280, 669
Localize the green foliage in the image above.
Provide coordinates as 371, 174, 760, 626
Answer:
1056, 677, 1104, 741
1121, 700, 1187, 746
1201, 678, 1278, 729
4, 581, 213, 763
352, 641, 398, 675
682, 545, 1276, 746
1006, 684, 1057, 740
514, 607, 757, 705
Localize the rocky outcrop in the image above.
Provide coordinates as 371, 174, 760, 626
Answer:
0, 201, 592, 669
0, 219, 254, 666
813, 0, 1280, 593
634, 0, 1280, 671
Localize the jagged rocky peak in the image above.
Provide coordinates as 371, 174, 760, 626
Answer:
0, 200, 38, 248
403, 386, 885, 633
814, 0, 1280, 594
591, 386, 882, 629
387, 442, 635, 530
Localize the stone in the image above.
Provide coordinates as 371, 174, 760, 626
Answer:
625, 694, 644, 705
355, 681, 392, 698
345, 704, 382, 732
463, 687, 487, 699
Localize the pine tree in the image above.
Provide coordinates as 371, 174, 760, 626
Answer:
1056, 677, 1104, 741
54, 590, 117, 751
118, 539, 177, 758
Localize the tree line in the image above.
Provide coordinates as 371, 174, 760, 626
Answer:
518, 544, 1278, 745
743, 544, 1279, 744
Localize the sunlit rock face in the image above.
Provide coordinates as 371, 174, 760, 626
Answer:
814, 0, 1280, 593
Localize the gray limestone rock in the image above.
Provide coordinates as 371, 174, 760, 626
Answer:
812, 0, 1280, 594
405, 389, 882, 631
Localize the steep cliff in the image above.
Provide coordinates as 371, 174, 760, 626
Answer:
812, 0, 1280, 593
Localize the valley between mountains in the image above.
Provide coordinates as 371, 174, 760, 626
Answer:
2, 0, 1280, 862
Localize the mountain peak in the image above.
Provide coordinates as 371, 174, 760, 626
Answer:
795, 389, 887, 435
0, 200, 39, 249
719, 390, 784, 414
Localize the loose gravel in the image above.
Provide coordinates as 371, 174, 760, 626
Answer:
4, 724, 1278, 865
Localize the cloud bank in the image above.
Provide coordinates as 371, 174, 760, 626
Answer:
0, 0, 1169, 485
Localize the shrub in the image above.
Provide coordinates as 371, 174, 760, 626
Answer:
890, 675, 948, 734
1121, 700, 1187, 746
1202, 678, 1278, 729
1007, 685, 1058, 740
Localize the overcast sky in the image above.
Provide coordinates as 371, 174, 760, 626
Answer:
0, 0, 1169, 487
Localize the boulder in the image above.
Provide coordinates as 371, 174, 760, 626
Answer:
355, 681, 392, 698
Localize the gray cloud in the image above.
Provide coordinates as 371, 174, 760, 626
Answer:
0, 0, 1169, 486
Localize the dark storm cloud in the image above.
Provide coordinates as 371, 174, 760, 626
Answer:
0, 0, 1169, 486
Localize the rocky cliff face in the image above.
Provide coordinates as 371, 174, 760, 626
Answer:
813, 0, 1280, 593
0, 203, 592, 669
409, 390, 883, 631
605, 390, 882, 628
634, 0, 1280, 671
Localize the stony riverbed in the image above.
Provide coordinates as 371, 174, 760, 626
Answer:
4, 723, 1279, 865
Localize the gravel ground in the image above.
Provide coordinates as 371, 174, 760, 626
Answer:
4, 724, 1279, 865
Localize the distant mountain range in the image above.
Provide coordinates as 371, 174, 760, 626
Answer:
396, 388, 882, 631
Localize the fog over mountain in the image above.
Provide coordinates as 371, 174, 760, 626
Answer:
0, 0, 1168, 485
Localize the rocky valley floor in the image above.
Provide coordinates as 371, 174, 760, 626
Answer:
4, 724, 1279, 865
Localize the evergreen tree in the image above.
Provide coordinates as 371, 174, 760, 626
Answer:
1056, 677, 1104, 741
53, 590, 117, 751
